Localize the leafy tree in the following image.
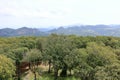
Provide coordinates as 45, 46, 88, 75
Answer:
106, 37, 120, 49
94, 63, 120, 80
64, 49, 81, 75
74, 48, 93, 80
114, 49, 120, 61
23, 49, 42, 80
11, 47, 29, 80
12, 47, 29, 61
86, 42, 117, 68
0, 54, 15, 80
85, 42, 118, 80
45, 34, 78, 79
18, 37, 37, 49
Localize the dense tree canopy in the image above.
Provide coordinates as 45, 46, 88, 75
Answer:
0, 35, 120, 80
0, 54, 15, 80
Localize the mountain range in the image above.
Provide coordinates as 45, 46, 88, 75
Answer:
0, 25, 120, 37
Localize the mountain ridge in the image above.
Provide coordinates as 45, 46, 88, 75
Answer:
0, 25, 120, 37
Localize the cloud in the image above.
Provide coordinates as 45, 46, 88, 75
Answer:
0, 0, 120, 28
0, 0, 68, 19
0, 7, 65, 20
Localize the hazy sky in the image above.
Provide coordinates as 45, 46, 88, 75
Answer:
0, 0, 120, 28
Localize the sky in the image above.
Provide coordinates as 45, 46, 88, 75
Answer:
0, 0, 120, 29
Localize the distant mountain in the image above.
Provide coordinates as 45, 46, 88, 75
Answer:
49, 26, 98, 36
39, 27, 54, 32
0, 28, 15, 37
48, 25, 120, 36
0, 25, 120, 37
0, 27, 47, 37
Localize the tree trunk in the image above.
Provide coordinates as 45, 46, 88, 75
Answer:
48, 60, 51, 73
69, 69, 72, 76
18, 68, 21, 80
34, 71, 37, 80
29, 62, 31, 69
54, 68, 58, 80
60, 66, 67, 77
16, 59, 21, 80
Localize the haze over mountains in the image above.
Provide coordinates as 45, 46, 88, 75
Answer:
0, 25, 120, 37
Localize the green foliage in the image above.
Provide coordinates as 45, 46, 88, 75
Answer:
0, 35, 120, 80
94, 63, 120, 80
12, 47, 29, 61
23, 49, 42, 80
114, 49, 120, 60
86, 42, 117, 68
23, 49, 42, 62
0, 54, 15, 80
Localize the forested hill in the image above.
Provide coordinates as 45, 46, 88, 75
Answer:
49, 25, 120, 36
0, 27, 48, 37
1, 25, 120, 37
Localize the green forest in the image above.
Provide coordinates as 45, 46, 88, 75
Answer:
0, 34, 120, 80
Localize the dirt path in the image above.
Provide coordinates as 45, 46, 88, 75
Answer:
23, 70, 34, 80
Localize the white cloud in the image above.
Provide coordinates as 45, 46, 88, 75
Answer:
0, 0, 120, 28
